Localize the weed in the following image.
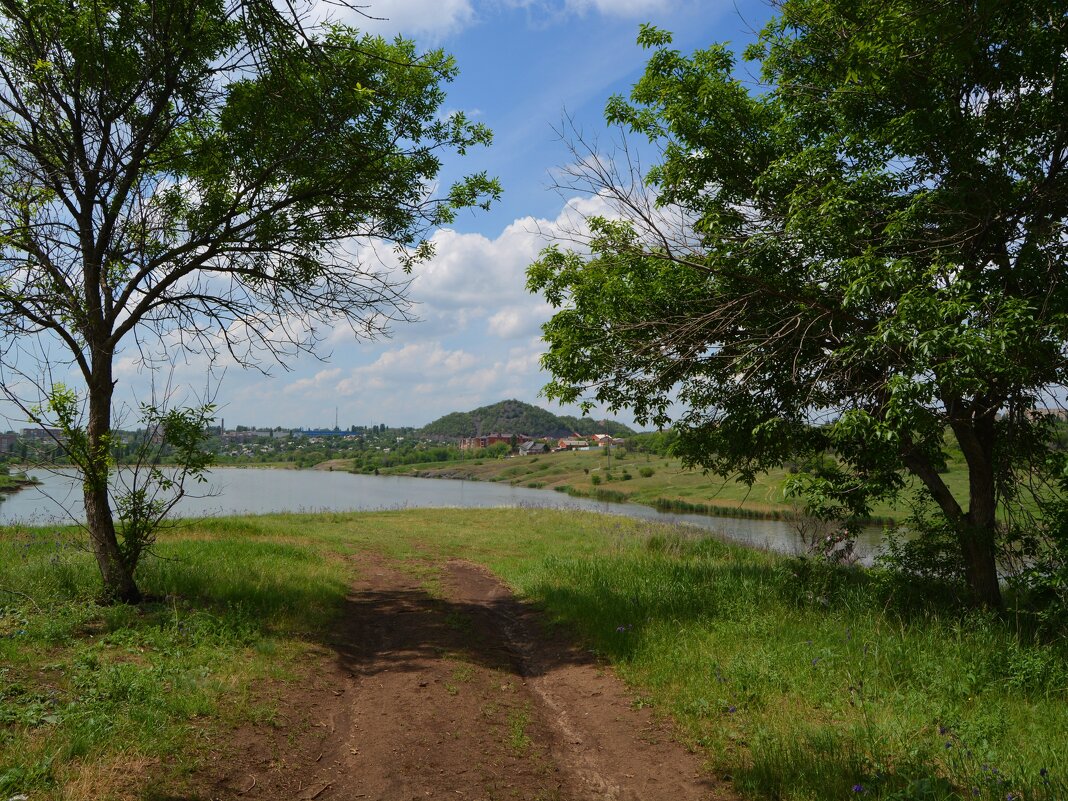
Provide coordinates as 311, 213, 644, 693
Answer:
508, 705, 532, 754
452, 664, 475, 683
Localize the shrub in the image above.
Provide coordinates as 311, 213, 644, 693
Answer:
638, 466, 654, 478
590, 474, 602, 486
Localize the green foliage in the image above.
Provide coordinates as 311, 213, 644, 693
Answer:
529, 2, 1068, 607
35, 386, 216, 577
419, 399, 633, 439
0, 0, 498, 599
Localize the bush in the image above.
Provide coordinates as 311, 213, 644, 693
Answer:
590, 474, 602, 486
638, 466, 654, 478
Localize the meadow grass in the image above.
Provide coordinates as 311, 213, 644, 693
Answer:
384, 448, 981, 523
0, 508, 1064, 800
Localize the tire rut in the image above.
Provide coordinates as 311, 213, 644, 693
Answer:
191, 553, 735, 801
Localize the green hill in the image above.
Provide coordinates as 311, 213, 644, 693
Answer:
419, 399, 634, 439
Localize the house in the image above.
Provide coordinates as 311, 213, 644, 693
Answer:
460, 433, 532, 451
518, 441, 549, 456
556, 437, 589, 450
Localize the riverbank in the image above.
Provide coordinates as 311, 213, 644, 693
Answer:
370, 449, 910, 525
1, 509, 1063, 800
0, 469, 40, 494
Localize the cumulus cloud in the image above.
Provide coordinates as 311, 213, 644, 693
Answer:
315, 0, 476, 39
487, 303, 553, 339
86, 191, 642, 430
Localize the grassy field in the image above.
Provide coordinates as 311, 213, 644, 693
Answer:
1, 509, 1065, 800
373, 448, 977, 523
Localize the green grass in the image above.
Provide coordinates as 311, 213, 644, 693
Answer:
1, 509, 1065, 801
381, 449, 974, 523
500, 531, 1067, 801
0, 517, 349, 799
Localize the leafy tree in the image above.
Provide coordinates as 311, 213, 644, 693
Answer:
0, 0, 498, 602
528, 2, 1068, 608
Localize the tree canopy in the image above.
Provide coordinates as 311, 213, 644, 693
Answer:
0, 0, 499, 601
528, 1, 1068, 608
419, 399, 634, 439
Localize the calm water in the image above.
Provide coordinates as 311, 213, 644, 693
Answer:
0, 467, 888, 559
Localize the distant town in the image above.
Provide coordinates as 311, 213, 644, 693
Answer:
0, 396, 643, 473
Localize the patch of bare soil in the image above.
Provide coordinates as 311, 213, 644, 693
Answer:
184, 553, 736, 801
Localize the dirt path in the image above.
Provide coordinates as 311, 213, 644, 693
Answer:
195, 553, 735, 801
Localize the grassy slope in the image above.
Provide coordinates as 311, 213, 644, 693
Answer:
379, 449, 976, 522
1, 510, 1064, 801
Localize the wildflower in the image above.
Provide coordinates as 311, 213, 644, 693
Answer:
1040, 767, 1049, 780
727, 705, 736, 714
811, 657, 820, 665
938, 725, 948, 735
852, 784, 864, 794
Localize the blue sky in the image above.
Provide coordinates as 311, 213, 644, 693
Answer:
7, 0, 777, 433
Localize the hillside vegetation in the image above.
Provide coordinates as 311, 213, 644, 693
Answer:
419, 398, 634, 439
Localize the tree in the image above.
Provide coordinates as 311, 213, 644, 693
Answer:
528, 2, 1068, 608
0, 0, 498, 602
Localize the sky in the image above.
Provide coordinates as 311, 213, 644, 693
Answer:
6, 0, 778, 433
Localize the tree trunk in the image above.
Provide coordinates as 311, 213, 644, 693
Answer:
950, 412, 1003, 610
902, 423, 1002, 609
84, 369, 141, 604
959, 466, 1002, 609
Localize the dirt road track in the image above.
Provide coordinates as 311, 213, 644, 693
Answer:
195, 553, 737, 801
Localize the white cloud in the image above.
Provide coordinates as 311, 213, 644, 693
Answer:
316, 0, 476, 40
503, 0, 678, 21
487, 303, 552, 339
564, 0, 674, 15
283, 367, 342, 395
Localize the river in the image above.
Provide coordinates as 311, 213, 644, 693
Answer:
0, 467, 889, 559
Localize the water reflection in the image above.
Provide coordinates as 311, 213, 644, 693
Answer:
0, 467, 888, 559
